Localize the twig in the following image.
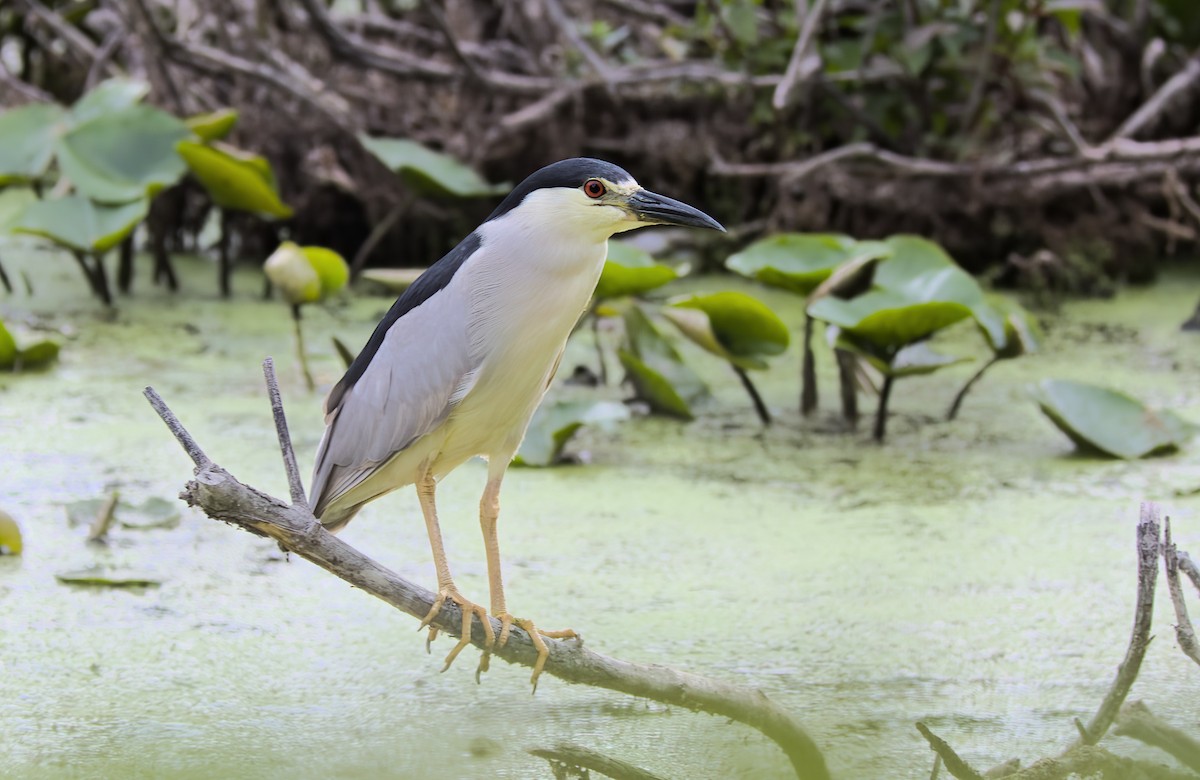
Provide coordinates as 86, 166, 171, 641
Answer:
772, 0, 829, 111
0, 59, 53, 102
1180, 551, 1200, 598
1162, 516, 1200, 666
87, 491, 120, 543
915, 723, 984, 780
350, 202, 405, 280
1113, 700, 1200, 773
262, 358, 307, 507
543, 0, 620, 88
141, 385, 829, 780
1110, 55, 1200, 141
1075, 502, 1160, 746
530, 743, 668, 780
86, 26, 125, 90
962, 0, 1000, 131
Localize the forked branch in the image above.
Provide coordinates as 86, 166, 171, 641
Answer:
141, 364, 829, 780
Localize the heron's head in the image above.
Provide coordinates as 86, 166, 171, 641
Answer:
486, 158, 725, 240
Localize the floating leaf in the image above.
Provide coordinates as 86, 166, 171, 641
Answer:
0, 103, 66, 183
664, 292, 790, 370
264, 242, 321, 305
1032, 379, 1195, 459
177, 140, 293, 218
300, 245, 349, 296
65, 497, 181, 530
515, 400, 630, 467
70, 78, 150, 124
12, 340, 60, 370
186, 108, 238, 141
55, 567, 161, 588
56, 105, 191, 203
0, 508, 21, 555
361, 267, 425, 293
0, 187, 37, 233
358, 135, 509, 197
809, 293, 973, 349
726, 233, 891, 295
14, 195, 148, 253
595, 241, 679, 299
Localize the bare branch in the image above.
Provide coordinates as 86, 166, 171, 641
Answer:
915, 723, 984, 780
1180, 550, 1200, 598
543, 0, 620, 87
530, 743, 669, 780
1110, 55, 1200, 141
1075, 502, 1160, 746
262, 358, 307, 507
772, 0, 830, 111
1113, 701, 1200, 773
142, 386, 831, 780
1163, 516, 1200, 666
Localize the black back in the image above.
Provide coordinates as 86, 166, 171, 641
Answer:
486, 158, 632, 222
325, 231, 482, 414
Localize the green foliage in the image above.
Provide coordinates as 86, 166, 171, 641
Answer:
0, 188, 37, 233
69, 77, 149, 124
1032, 379, 1195, 459
978, 295, 1041, 359
186, 108, 239, 141
515, 400, 630, 467
726, 233, 890, 296
0, 509, 22, 555
263, 241, 348, 304
595, 240, 679, 300
14, 194, 147, 253
664, 291, 790, 370
55, 567, 162, 588
618, 306, 707, 420
65, 496, 181, 530
56, 105, 191, 203
0, 319, 60, 371
358, 135, 509, 198
177, 141, 293, 218
0, 103, 66, 184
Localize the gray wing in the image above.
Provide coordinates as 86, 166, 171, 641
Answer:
310, 286, 478, 517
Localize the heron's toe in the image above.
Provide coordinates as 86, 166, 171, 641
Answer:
509, 617, 579, 694
419, 587, 494, 674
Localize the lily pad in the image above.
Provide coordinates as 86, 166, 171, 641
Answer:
1032, 379, 1195, 459
186, 108, 238, 141
70, 78, 150, 124
515, 400, 630, 467
664, 292, 790, 370
0, 320, 60, 371
0, 103, 66, 183
361, 267, 425, 293
358, 135, 509, 198
56, 105, 191, 203
726, 233, 892, 295
595, 241, 679, 299
177, 140, 293, 218
55, 567, 161, 588
977, 296, 1042, 358
0, 509, 22, 555
619, 307, 707, 419
14, 194, 148, 253
65, 497, 181, 530
0, 187, 37, 234
809, 292, 973, 350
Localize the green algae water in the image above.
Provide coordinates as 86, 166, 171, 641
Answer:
2, 248, 1198, 778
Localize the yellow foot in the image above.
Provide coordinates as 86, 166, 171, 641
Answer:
418, 587, 494, 674
493, 613, 578, 693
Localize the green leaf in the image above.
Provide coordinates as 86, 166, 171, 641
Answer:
299, 245, 349, 296
0, 187, 37, 234
358, 135, 509, 198
56, 105, 191, 203
177, 140, 293, 218
665, 292, 790, 368
620, 306, 707, 419
514, 400, 630, 467
55, 566, 161, 588
186, 108, 239, 141
0, 508, 22, 555
0, 103, 67, 183
1032, 379, 1195, 459
64, 497, 180, 530
0, 321, 17, 368
595, 240, 679, 299
14, 195, 148, 253
810, 293, 973, 349
70, 77, 149, 124
726, 233, 887, 295
15, 340, 60, 369
887, 342, 971, 378
976, 295, 1041, 358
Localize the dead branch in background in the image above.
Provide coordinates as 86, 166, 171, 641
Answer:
141, 364, 830, 780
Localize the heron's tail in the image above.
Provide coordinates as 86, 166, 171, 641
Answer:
313, 502, 363, 534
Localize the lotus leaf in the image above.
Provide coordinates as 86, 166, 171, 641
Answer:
726, 233, 890, 295
594, 240, 678, 299
0, 187, 36, 233
15, 195, 148, 253
177, 141, 293, 218
56, 105, 191, 203
358, 135, 509, 198
515, 400, 630, 467
64, 496, 181, 530
619, 307, 706, 419
809, 292, 973, 349
0, 103, 66, 183
665, 292, 790, 369
1032, 379, 1194, 459
70, 78, 150, 124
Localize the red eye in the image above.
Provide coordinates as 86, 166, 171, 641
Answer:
584, 179, 606, 199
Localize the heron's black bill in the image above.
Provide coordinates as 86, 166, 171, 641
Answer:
630, 190, 725, 232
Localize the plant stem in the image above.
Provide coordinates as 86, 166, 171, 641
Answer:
218, 208, 232, 298
350, 202, 404, 281
873, 374, 894, 442
946, 356, 1000, 421
801, 314, 817, 415
117, 235, 134, 293
292, 304, 315, 391
0, 255, 12, 294
835, 349, 858, 427
733, 365, 771, 425
590, 309, 608, 385
91, 251, 113, 306
149, 198, 178, 291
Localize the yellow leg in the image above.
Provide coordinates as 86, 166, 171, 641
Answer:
415, 469, 494, 673
478, 462, 578, 691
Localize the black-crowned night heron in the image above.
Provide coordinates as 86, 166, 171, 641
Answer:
309, 158, 723, 684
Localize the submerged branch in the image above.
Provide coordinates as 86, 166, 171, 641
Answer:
530, 743, 669, 780
141, 383, 828, 780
